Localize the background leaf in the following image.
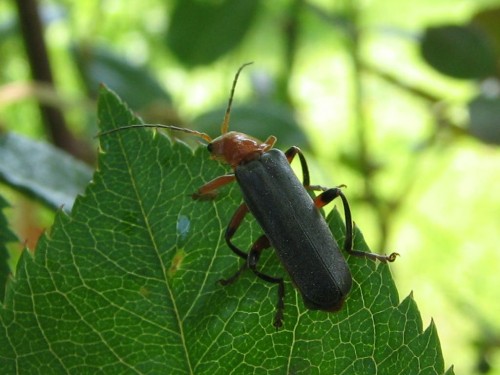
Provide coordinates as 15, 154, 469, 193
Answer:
0, 195, 16, 301
166, 0, 261, 66
0, 133, 93, 211
420, 25, 497, 79
73, 45, 172, 110
0, 86, 452, 374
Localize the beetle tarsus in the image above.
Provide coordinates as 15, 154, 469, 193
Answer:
219, 263, 247, 286
347, 249, 400, 263
273, 281, 286, 329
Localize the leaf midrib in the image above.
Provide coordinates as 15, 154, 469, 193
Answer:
110, 111, 193, 373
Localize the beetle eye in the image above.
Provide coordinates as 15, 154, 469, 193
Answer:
207, 143, 213, 152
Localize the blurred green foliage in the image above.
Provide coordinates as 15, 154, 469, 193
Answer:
1, 0, 499, 373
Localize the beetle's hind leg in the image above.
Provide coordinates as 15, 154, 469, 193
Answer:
220, 203, 285, 327
219, 263, 248, 286
314, 187, 399, 263
220, 230, 285, 328
246, 235, 285, 329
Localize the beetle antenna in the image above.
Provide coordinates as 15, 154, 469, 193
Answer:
97, 124, 213, 143
221, 62, 253, 134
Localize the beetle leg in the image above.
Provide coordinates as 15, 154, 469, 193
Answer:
218, 204, 250, 286
336, 191, 399, 262
313, 186, 343, 209
284, 146, 311, 187
284, 146, 329, 192
263, 135, 277, 151
247, 235, 286, 329
225, 203, 250, 259
219, 263, 247, 286
219, 233, 285, 328
314, 188, 399, 263
192, 174, 235, 200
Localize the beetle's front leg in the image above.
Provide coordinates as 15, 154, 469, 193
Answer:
192, 174, 235, 200
220, 232, 285, 328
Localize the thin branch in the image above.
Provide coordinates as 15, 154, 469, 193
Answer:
14, 0, 87, 159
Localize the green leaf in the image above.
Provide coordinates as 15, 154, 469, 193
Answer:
0, 86, 453, 373
167, 0, 261, 66
0, 133, 93, 211
420, 24, 497, 79
0, 195, 17, 302
73, 45, 171, 110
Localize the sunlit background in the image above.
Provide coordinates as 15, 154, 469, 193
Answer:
1, 0, 500, 373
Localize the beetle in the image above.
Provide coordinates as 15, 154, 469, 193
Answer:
99, 63, 398, 328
